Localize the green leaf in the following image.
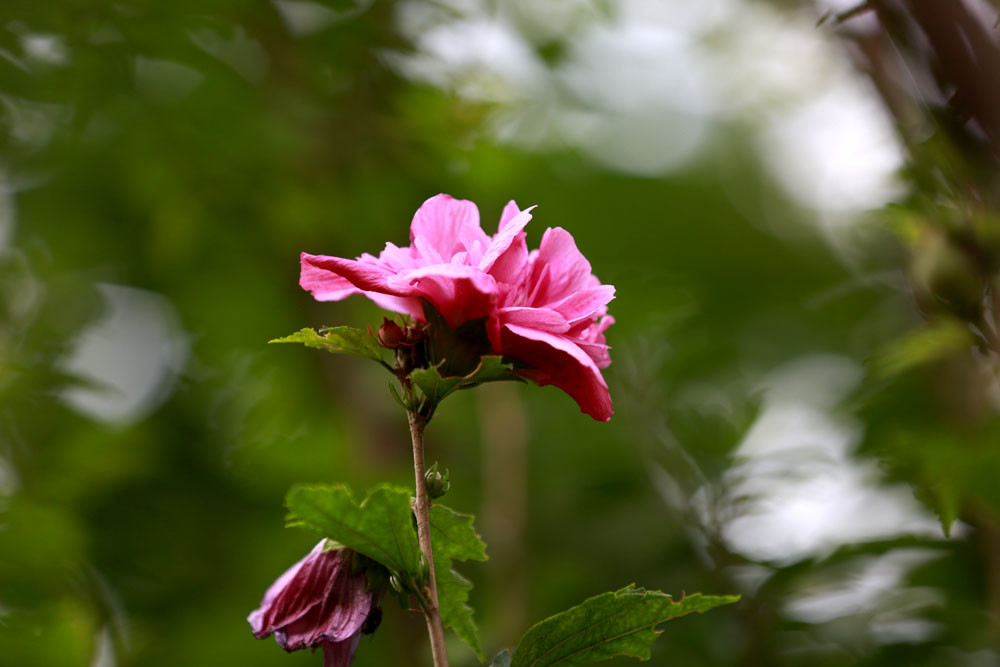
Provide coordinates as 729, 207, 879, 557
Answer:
510, 585, 740, 666
285, 484, 421, 577
286, 488, 490, 658
429, 504, 489, 660
871, 318, 971, 380
270, 326, 385, 364
410, 355, 514, 416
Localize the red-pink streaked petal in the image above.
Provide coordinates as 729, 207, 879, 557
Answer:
248, 540, 339, 639
501, 324, 613, 421
322, 635, 363, 667
499, 306, 569, 333
480, 206, 535, 272
410, 194, 489, 260
276, 559, 371, 651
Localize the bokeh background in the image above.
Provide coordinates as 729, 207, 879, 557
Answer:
3, 0, 1000, 665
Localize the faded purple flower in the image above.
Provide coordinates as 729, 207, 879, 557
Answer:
249, 540, 379, 667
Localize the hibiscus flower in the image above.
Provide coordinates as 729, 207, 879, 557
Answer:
300, 194, 614, 421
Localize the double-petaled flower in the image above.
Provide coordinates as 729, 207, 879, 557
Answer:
248, 540, 381, 667
300, 194, 615, 421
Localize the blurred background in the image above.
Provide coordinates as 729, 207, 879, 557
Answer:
3, 0, 1000, 665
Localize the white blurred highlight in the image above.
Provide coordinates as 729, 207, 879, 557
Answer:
61, 284, 189, 425
393, 0, 904, 217
711, 356, 945, 565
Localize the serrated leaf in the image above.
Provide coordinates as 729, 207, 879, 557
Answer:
510, 585, 740, 666
871, 318, 971, 380
429, 504, 489, 660
429, 504, 488, 563
285, 484, 421, 577
270, 326, 385, 364
410, 355, 513, 416
286, 488, 490, 658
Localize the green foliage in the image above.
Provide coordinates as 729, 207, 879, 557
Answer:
285, 485, 488, 658
270, 326, 386, 365
8, 0, 1000, 663
429, 504, 489, 660
870, 318, 971, 380
508, 586, 740, 666
285, 484, 422, 578
410, 355, 515, 417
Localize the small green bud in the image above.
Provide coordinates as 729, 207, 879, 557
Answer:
416, 554, 430, 588
425, 462, 450, 500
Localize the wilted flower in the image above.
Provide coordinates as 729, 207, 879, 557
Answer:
300, 194, 615, 421
248, 540, 380, 667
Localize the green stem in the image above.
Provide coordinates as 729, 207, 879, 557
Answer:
406, 400, 449, 667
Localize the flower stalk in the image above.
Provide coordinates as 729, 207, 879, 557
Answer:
406, 398, 449, 667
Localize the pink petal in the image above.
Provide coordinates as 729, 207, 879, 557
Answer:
490, 236, 529, 291
528, 228, 594, 306
365, 293, 425, 321
501, 324, 613, 421
300, 255, 363, 302
499, 306, 569, 333
549, 285, 616, 323
576, 340, 612, 369
388, 264, 498, 328
301, 253, 411, 298
498, 200, 522, 228
479, 206, 535, 272
410, 194, 490, 261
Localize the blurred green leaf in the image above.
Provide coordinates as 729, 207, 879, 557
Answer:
429, 503, 488, 660
509, 585, 740, 666
269, 326, 386, 365
871, 318, 971, 380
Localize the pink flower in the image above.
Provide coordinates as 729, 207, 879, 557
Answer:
495, 221, 616, 422
248, 540, 379, 667
300, 194, 615, 421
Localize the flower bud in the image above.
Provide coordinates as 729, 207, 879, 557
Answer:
425, 462, 450, 500
377, 317, 407, 348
